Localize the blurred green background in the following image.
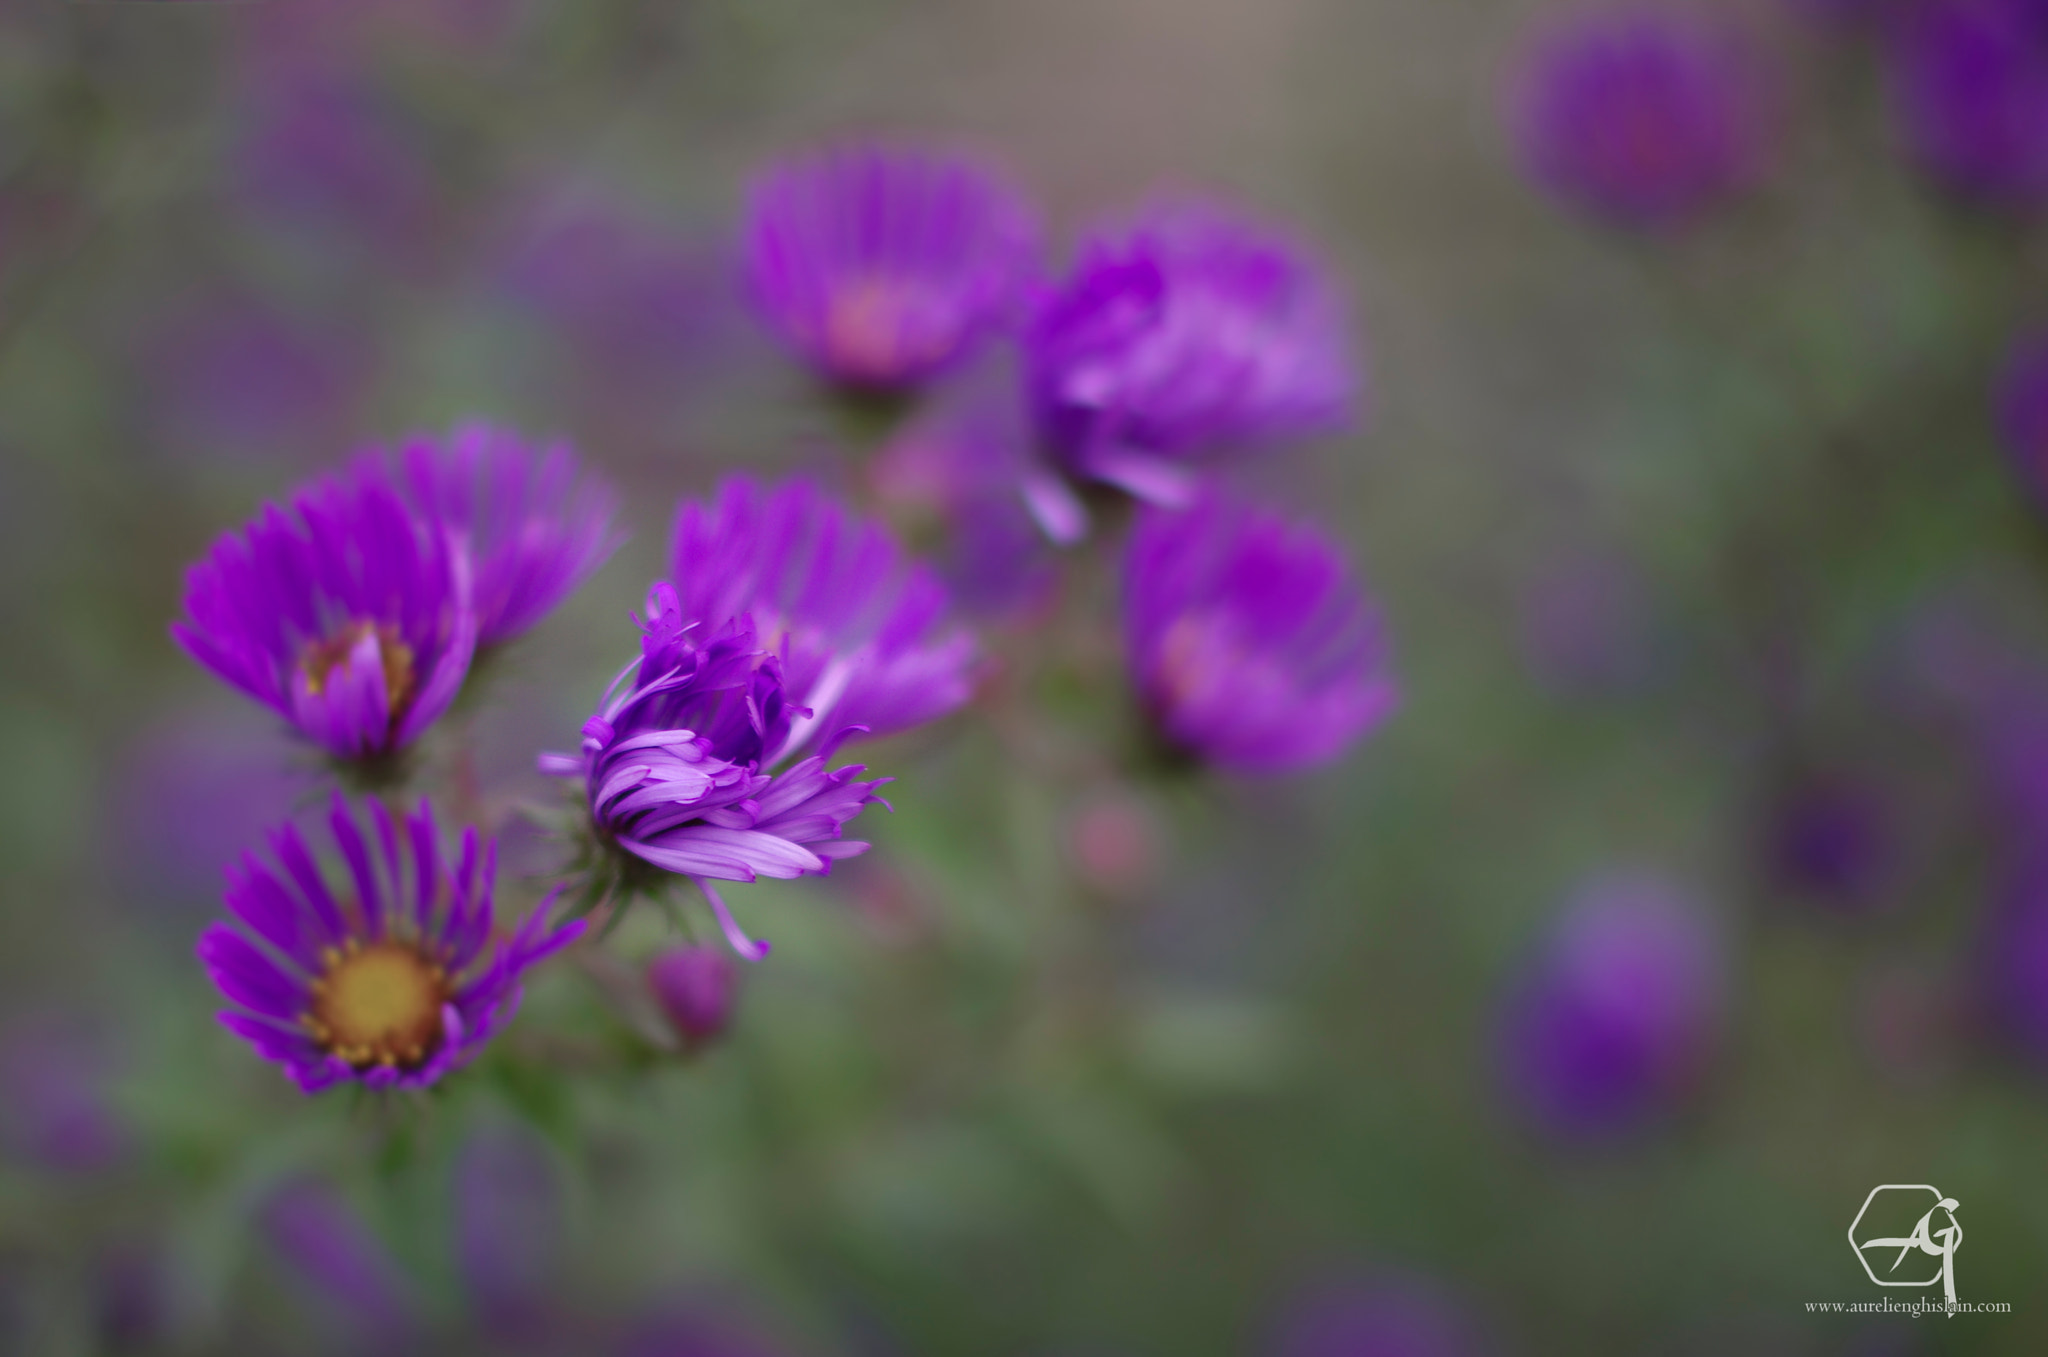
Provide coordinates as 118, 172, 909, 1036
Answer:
2, 0, 2047, 1352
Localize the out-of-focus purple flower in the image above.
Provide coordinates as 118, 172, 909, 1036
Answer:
261, 1179, 418, 1345
0, 1015, 126, 1173
1516, 549, 1659, 696
197, 794, 583, 1093
614, 1304, 789, 1357
1509, 8, 1775, 230
1122, 488, 1396, 773
353, 423, 622, 650
232, 66, 435, 258
1996, 324, 2048, 503
172, 464, 478, 764
455, 1124, 564, 1333
671, 476, 978, 760
1498, 874, 1722, 1139
1885, 0, 2048, 206
1980, 856, 2048, 1064
648, 945, 740, 1046
1766, 773, 1899, 911
1267, 1268, 1483, 1357
139, 296, 364, 462
112, 706, 311, 907
540, 587, 892, 959
1027, 201, 1357, 507
1784, 0, 1896, 29
743, 144, 1041, 391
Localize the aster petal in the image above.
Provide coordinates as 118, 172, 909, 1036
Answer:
198, 924, 311, 1022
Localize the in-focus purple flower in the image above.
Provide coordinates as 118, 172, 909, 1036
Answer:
1509, 8, 1775, 230
1996, 324, 2048, 504
541, 587, 892, 959
1122, 488, 1397, 773
261, 1178, 419, 1345
197, 794, 583, 1093
1885, 0, 2048, 206
172, 464, 478, 765
1027, 201, 1357, 507
455, 1123, 564, 1334
354, 423, 622, 650
743, 143, 1041, 391
1497, 874, 1722, 1139
671, 476, 978, 760
648, 945, 740, 1046
1267, 1268, 1484, 1357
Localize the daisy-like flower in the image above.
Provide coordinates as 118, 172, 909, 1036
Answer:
1025, 200, 1358, 508
542, 586, 892, 959
742, 143, 1041, 391
1123, 488, 1396, 773
671, 476, 977, 762
361, 422, 622, 649
1509, 8, 1775, 231
172, 464, 477, 767
198, 794, 583, 1093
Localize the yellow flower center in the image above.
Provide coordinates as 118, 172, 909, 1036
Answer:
299, 620, 418, 716
304, 940, 450, 1069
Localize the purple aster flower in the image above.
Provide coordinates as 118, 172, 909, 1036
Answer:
648, 945, 740, 1046
197, 793, 583, 1093
541, 586, 892, 960
354, 423, 622, 650
1509, 8, 1775, 231
172, 464, 478, 766
1996, 324, 2048, 503
1027, 201, 1357, 507
743, 143, 1041, 391
1497, 874, 1722, 1139
1885, 0, 2048, 206
1267, 1268, 1485, 1357
671, 476, 978, 760
1122, 487, 1397, 773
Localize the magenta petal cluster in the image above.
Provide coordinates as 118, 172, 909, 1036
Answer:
1886, 0, 2048, 206
1027, 201, 1357, 507
542, 585, 892, 957
197, 794, 584, 1093
743, 144, 1041, 390
671, 476, 978, 761
172, 464, 478, 762
362, 423, 622, 648
1123, 488, 1396, 773
1510, 8, 1774, 231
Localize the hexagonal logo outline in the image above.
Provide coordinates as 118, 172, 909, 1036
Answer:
1847, 1184, 1956, 1290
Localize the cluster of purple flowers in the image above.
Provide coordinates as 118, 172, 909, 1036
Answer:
170, 138, 1402, 1098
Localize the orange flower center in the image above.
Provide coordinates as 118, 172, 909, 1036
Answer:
304, 940, 450, 1069
299, 620, 418, 716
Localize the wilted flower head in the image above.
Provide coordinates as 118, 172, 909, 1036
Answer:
672, 475, 978, 760
542, 586, 892, 959
648, 944, 740, 1045
173, 463, 478, 766
743, 143, 1040, 390
1027, 201, 1357, 506
1123, 488, 1396, 773
1267, 1268, 1484, 1357
358, 423, 622, 649
1509, 8, 1774, 230
197, 794, 583, 1092
1498, 874, 1722, 1139
1885, 0, 2048, 206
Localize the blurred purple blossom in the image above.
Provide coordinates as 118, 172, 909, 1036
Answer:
1266, 1268, 1484, 1357
1509, 8, 1775, 230
137, 296, 366, 463
0, 1014, 127, 1174
1885, 0, 2048, 206
1123, 487, 1396, 773
1497, 873, 1722, 1139
1027, 201, 1357, 507
1765, 772, 1900, 912
1996, 324, 2048, 505
455, 1123, 566, 1334
743, 144, 1041, 391
648, 945, 740, 1046
261, 1179, 419, 1347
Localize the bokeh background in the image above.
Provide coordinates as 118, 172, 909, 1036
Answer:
4, 0, 2048, 1352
